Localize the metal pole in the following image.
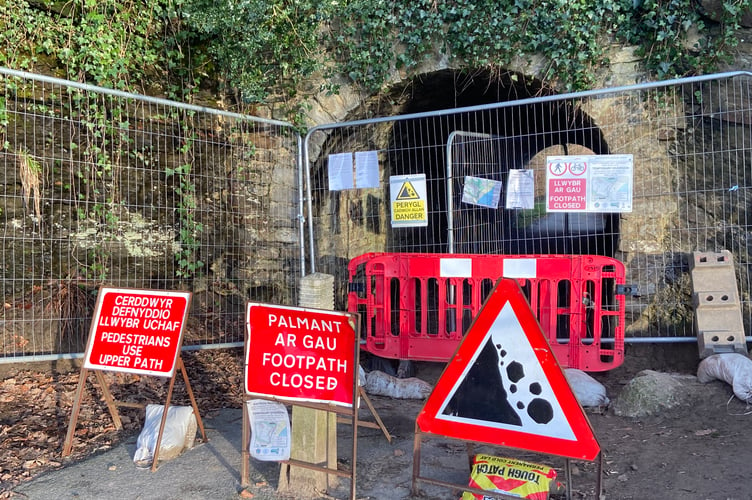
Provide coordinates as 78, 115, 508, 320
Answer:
445, 131, 495, 254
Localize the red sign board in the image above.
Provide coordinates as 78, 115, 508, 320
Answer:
547, 178, 587, 211
245, 303, 357, 407
416, 278, 600, 461
83, 288, 191, 377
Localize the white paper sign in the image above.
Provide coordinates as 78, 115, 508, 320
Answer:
247, 399, 291, 461
355, 151, 380, 189
327, 152, 354, 191
506, 169, 535, 209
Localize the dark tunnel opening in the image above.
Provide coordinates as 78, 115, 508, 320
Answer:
385, 69, 619, 258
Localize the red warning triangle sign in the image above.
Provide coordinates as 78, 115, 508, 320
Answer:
416, 278, 600, 461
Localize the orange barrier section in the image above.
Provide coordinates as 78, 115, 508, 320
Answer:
348, 253, 626, 371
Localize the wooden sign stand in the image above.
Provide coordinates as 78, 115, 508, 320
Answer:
62, 355, 207, 471
62, 287, 206, 472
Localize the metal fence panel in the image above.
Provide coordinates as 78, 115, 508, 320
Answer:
0, 68, 303, 363
304, 72, 752, 342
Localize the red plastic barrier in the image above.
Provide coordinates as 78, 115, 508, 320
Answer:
348, 252, 626, 371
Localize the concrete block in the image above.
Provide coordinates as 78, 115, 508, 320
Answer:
690, 251, 747, 359
697, 330, 748, 358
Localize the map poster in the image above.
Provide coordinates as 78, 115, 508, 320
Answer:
462, 176, 503, 208
546, 154, 633, 213
247, 399, 291, 461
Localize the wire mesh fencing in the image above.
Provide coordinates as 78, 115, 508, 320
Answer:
0, 68, 303, 363
304, 72, 752, 343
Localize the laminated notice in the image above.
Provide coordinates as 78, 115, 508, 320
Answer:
247, 399, 291, 461
462, 454, 557, 500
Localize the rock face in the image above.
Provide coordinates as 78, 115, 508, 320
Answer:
699, 0, 752, 27
0, 78, 301, 354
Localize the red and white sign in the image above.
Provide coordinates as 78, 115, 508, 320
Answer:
416, 278, 600, 461
547, 177, 587, 211
83, 288, 191, 377
547, 157, 587, 211
245, 303, 357, 407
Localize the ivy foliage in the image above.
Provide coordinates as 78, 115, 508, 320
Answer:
0, 0, 751, 103
181, 0, 328, 103
628, 0, 750, 79
0, 0, 175, 89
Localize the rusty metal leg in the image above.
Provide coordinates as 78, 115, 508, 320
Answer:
241, 399, 250, 487
178, 356, 207, 442
151, 368, 178, 472
597, 452, 603, 499
94, 370, 122, 430
411, 425, 423, 496
62, 368, 89, 457
358, 387, 391, 442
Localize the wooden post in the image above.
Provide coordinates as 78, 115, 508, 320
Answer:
278, 273, 338, 495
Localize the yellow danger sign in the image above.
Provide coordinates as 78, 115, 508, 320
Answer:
390, 174, 428, 227
392, 200, 426, 221
396, 181, 420, 200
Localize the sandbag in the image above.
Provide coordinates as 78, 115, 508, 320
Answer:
462, 454, 558, 500
364, 370, 432, 399
697, 353, 752, 402
133, 404, 197, 466
564, 368, 610, 407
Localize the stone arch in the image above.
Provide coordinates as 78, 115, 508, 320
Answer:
310, 68, 620, 262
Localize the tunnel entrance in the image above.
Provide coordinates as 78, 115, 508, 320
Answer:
309, 68, 620, 278
384, 69, 619, 257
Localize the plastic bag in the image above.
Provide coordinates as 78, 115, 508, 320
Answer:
133, 404, 197, 466
462, 454, 557, 500
564, 368, 610, 407
697, 353, 752, 402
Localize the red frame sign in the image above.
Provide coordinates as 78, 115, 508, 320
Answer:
83, 288, 191, 377
245, 302, 357, 407
417, 278, 600, 461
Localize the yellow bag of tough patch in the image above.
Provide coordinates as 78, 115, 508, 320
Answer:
462, 454, 557, 500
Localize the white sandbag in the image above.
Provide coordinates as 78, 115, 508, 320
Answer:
697, 353, 752, 402
364, 370, 433, 399
133, 404, 198, 466
565, 368, 610, 407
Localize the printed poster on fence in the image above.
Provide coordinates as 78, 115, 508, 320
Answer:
327, 151, 380, 190
462, 176, 502, 209
390, 173, 428, 227
546, 154, 633, 213
506, 169, 535, 210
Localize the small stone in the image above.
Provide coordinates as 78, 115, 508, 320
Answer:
108, 464, 117, 471
617, 474, 629, 482
239, 489, 254, 498
393, 448, 405, 457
